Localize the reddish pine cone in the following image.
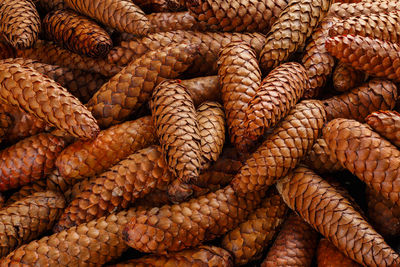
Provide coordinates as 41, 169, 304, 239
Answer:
366, 110, 400, 148
328, 1, 400, 19
303, 138, 344, 173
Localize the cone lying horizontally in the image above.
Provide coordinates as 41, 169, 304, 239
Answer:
303, 138, 343, 173
231, 100, 326, 194
276, 166, 400, 267
328, 0, 400, 19
317, 238, 361, 267
323, 118, 400, 206
0, 191, 65, 257
221, 189, 288, 265
333, 62, 366, 92
43, 9, 113, 58
366, 110, 400, 148
0, 0, 40, 48
261, 213, 319, 267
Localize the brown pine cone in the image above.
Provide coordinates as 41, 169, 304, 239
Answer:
56, 116, 156, 183
87, 44, 199, 128
182, 76, 221, 107
323, 118, 400, 207
322, 79, 397, 122
123, 185, 266, 253
366, 187, 400, 238
0, 62, 100, 140
259, 0, 332, 73
32, 0, 65, 12
276, 166, 400, 267
217, 42, 261, 152
231, 100, 327, 194
326, 35, 400, 83
1, 208, 140, 266
301, 16, 339, 98
366, 110, 400, 148
63, 0, 150, 35
303, 138, 344, 173
261, 213, 319, 267
107, 31, 266, 75
186, 0, 288, 33
54, 145, 173, 232
0, 0, 40, 48
0, 133, 66, 191
43, 9, 113, 58
333, 62, 367, 92
244, 62, 308, 142
221, 189, 288, 265
0, 191, 65, 257
317, 238, 361, 267
328, 0, 400, 19
147, 11, 203, 33
14, 40, 121, 77
5, 180, 47, 205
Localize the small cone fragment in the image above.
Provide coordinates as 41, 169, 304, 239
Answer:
317, 238, 361, 267
328, 0, 400, 19
5, 180, 47, 205
366, 110, 400, 148
261, 213, 319, 267
276, 166, 400, 267
333, 62, 366, 92
43, 9, 113, 58
303, 138, 343, 173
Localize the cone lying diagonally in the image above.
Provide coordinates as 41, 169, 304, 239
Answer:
333, 62, 366, 92
366, 110, 400, 148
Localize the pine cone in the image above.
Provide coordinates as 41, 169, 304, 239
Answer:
303, 138, 344, 173
182, 76, 220, 107
328, 0, 400, 19
147, 11, 202, 33
333, 62, 367, 92
317, 238, 361, 267
366, 110, 400, 148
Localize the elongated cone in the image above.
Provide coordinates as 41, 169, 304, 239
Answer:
218, 42, 261, 151
366, 110, 400, 147
301, 16, 339, 98
1, 208, 139, 266
323, 118, 400, 208
63, 0, 149, 35
261, 213, 319, 267
182, 76, 220, 107
333, 62, 366, 92
259, 0, 332, 73
111, 246, 233, 267
303, 138, 343, 173
0, 191, 65, 257
186, 0, 288, 33
56, 116, 156, 182
43, 10, 113, 58
322, 79, 397, 122
123, 185, 266, 253
0, 133, 66, 191
0, 0, 40, 48
87, 44, 199, 128
329, 12, 400, 43
32, 0, 65, 12
221, 189, 287, 265
231, 100, 326, 194
0, 113, 11, 141
317, 238, 361, 267
326, 35, 400, 83
244, 62, 308, 142
107, 31, 266, 75
276, 166, 400, 267
328, 0, 400, 19
5, 180, 47, 205
148, 12, 202, 33
14, 40, 121, 77
0, 62, 100, 140
54, 145, 173, 232
366, 187, 400, 238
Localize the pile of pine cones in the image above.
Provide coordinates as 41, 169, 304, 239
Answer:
0, 0, 399, 266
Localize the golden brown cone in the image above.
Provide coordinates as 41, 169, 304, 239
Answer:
5, 180, 47, 205
231, 100, 327, 194
301, 16, 339, 98
244, 62, 308, 142
323, 118, 400, 207
333, 62, 366, 92
0, 191, 65, 257
366, 110, 400, 148
63, 0, 150, 35
182, 76, 220, 107
0, 0, 40, 48
217, 42, 261, 152
0, 133, 66, 191
87, 44, 199, 128
1, 208, 140, 266
276, 166, 400, 267
259, 0, 332, 73
328, 0, 400, 19
123, 185, 266, 253
326, 35, 400, 83
261, 213, 319, 267
317, 238, 361, 267
303, 138, 344, 173
55, 116, 156, 183
43, 9, 113, 58
147, 12, 203, 33
32, 0, 65, 12
221, 189, 288, 265
322, 79, 397, 122
0, 62, 100, 140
